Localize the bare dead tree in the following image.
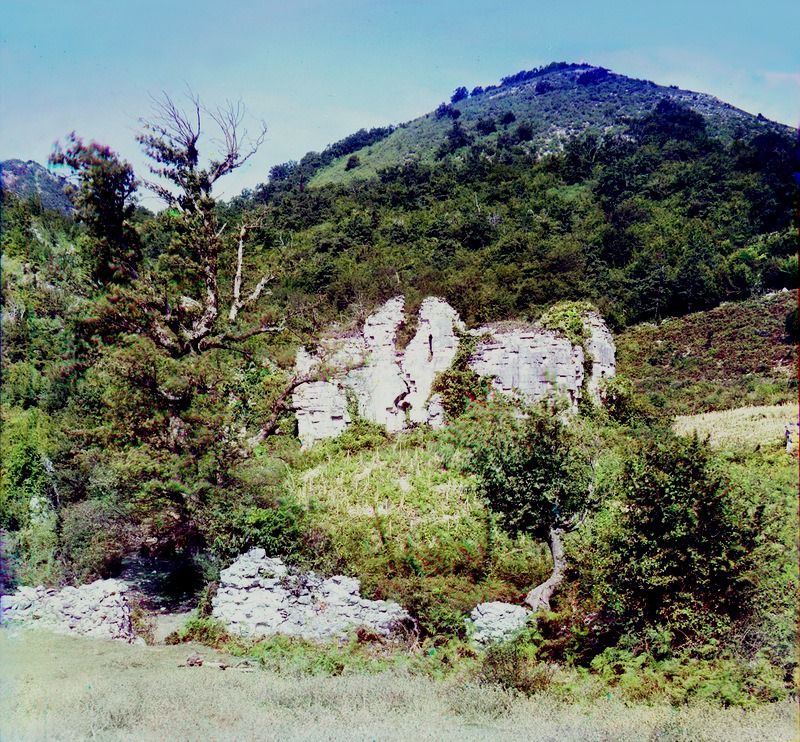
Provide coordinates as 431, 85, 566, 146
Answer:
132, 93, 277, 357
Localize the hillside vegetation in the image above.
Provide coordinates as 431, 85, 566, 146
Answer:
617, 291, 797, 415
1, 64, 797, 711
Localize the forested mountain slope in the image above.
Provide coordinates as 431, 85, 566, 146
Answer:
1, 65, 797, 706
0, 159, 73, 214
256, 63, 792, 189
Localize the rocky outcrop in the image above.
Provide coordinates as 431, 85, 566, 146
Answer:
212, 550, 411, 641
470, 326, 585, 406
293, 296, 616, 446
469, 601, 530, 645
0, 579, 136, 642
585, 311, 616, 402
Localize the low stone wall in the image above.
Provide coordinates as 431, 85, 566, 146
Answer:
469, 601, 531, 645
212, 550, 411, 641
0, 579, 136, 642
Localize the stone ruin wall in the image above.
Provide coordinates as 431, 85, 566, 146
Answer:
294, 296, 616, 447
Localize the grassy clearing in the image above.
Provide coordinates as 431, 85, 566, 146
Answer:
617, 292, 796, 416
2, 630, 797, 742
291, 435, 549, 606
674, 403, 798, 451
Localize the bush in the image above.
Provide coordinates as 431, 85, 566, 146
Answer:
477, 628, 555, 695
60, 500, 127, 583
165, 616, 231, 648
785, 306, 798, 342
604, 433, 756, 641
208, 499, 309, 563
430, 331, 490, 421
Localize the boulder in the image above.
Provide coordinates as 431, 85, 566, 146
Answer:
469, 601, 530, 645
212, 550, 411, 641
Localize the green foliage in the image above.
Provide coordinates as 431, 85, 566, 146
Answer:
444, 400, 592, 539
599, 375, 655, 426
476, 627, 555, 695
590, 642, 788, 707
49, 133, 140, 285
785, 306, 798, 342
430, 331, 490, 421
165, 616, 231, 648
59, 500, 127, 582
538, 300, 594, 347
207, 499, 309, 563
604, 433, 756, 641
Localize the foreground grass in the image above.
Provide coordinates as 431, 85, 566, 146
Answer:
674, 403, 798, 451
2, 630, 797, 742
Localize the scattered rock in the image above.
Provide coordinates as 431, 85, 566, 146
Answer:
183, 652, 204, 667
212, 549, 411, 641
0, 579, 136, 642
469, 601, 530, 645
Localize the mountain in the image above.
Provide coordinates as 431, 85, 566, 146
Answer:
0, 159, 73, 214
271, 63, 790, 188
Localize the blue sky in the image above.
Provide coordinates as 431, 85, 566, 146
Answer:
2, 0, 798, 202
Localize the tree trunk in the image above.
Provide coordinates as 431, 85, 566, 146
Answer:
525, 526, 567, 612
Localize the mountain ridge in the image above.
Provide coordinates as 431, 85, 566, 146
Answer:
256, 62, 792, 192
0, 159, 73, 214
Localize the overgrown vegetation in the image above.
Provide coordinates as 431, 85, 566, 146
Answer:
1, 66, 797, 709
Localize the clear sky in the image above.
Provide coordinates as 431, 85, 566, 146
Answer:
2, 0, 798, 203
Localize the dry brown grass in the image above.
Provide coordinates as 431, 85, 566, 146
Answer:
2, 629, 797, 741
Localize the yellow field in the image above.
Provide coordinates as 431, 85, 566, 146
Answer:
674, 403, 799, 451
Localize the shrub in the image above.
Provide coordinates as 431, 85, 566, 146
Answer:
604, 433, 756, 641
477, 628, 555, 695
208, 499, 309, 563
59, 500, 127, 583
785, 306, 798, 342
165, 616, 231, 648
476, 117, 497, 136
430, 331, 490, 421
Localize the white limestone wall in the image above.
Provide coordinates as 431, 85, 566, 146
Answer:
292, 296, 616, 446
470, 327, 585, 405
585, 311, 616, 402
401, 297, 464, 425
345, 296, 409, 433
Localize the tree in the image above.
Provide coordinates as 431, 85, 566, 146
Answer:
451, 86, 469, 104
446, 400, 595, 611
605, 434, 754, 640
49, 133, 140, 285
121, 93, 276, 357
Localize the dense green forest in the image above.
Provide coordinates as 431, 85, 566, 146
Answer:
1, 69, 797, 705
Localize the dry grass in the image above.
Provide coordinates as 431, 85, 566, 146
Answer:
1, 630, 797, 742
674, 403, 798, 451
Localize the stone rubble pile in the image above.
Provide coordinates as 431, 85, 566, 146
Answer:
0, 579, 137, 642
293, 295, 616, 446
212, 549, 411, 641
469, 601, 531, 645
